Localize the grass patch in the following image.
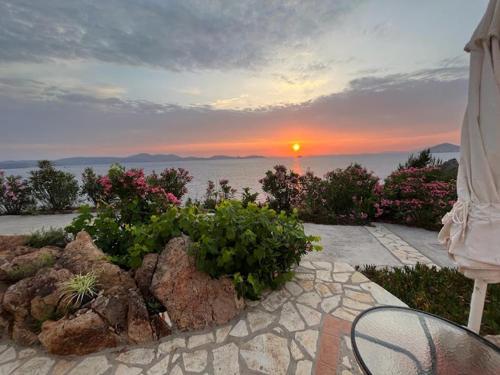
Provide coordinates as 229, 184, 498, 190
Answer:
26, 227, 69, 248
6, 253, 55, 280
358, 264, 500, 335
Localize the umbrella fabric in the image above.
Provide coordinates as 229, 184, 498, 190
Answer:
438, 0, 500, 283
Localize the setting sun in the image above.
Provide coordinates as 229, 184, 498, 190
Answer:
292, 143, 301, 152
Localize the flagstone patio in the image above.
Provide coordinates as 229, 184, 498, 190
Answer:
0, 259, 407, 375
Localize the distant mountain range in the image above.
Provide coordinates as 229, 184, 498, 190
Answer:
428, 143, 460, 153
0, 153, 265, 170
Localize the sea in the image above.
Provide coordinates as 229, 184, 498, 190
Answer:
5, 152, 459, 201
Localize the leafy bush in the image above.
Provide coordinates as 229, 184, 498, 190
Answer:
398, 149, 440, 170
203, 179, 237, 209
66, 165, 182, 267
0, 172, 34, 214
185, 200, 321, 299
380, 166, 456, 230
148, 168, 193, 200
81, 167, 104, 206
60, 272, 99, 310
260, 165, 301, 213
27, 227, 70, 248
359, 264, 500, 335
29, 160, 79, 211
241, 187, 259, 207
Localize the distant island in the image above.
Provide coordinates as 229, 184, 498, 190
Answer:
428, 143, 460, 153
0, 153, 265, 170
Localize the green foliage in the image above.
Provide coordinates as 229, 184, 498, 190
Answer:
29, 160, 79, 211
359, 264, 500, 335
203, 179, 237, 209
260, 165, 301, 213
148, 168, 193, 200
398, 149, 441, 170
59, 272, 99, 310
241, 187, 259, 207
6, 253, 55, 281
186, 200, 321, 299
81, 167, 104, 205
27, 227, 69, 248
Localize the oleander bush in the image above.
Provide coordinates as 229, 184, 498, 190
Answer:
359, 264, 500, 335
182, 200, 321, 299
0, 172, 34, 214
148, 168, 193, 200
29, 160, 79, 211
241, 187, 259, 207
260, 165, 301, 213
81, 167, 105, 206
203, 179, 237, 209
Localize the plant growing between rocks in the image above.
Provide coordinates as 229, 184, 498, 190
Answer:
59, 272, 99, 310
27, 227, 69, 248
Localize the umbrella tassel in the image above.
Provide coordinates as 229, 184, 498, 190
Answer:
467, 279, 488, 333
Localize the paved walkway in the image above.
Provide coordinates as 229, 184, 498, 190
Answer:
0, 214, 455, 374
0, 259, 406, 375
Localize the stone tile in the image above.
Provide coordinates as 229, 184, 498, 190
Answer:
261, 289, 290, 311
342, 297, 372, 311
0, 360, 21, 374
294, 273, 315, 281
314, 282, 333, 297
116, 364, 143, 375
299, 260, 316, 270
312, 261, 332, 271
342, 356, 352, 369
285, 281, 304, 296
296, 303, 322, 326
52, 359, 76, 375
360, 282, 407, 307
147, 355, 170, 375
215, 325, 232, 343
11, 357, 55, 375
229, 320, 248, 337
296, 291, 321, 309
344, 336, 352, 350
333, 263, 355, 273
247, 310, 275, 332
297, 279, 315, 291
0, 347, 16, 364
326, 282, 343, 294
295, 330, 319, 358
18, 348, 37, 359
320, 295, 341, 313
316, 270, 333, 282
213, 343, 239, 375
344, 290, 374, 304
169, 364, 183, 375
240, 333, 290, 375
68, 356, 111, 375
188, 332, 215, 348
157, 338, 186, 357
296, 360, 313, 375
279, 302, 305, 332
350, 272, 369, 283
0, 345, 7, 354
290, 340, 304, 361
333, 273, 351, 283
183, 350, 207, 373
117, 348, 156, 365
332, 307, 357, 322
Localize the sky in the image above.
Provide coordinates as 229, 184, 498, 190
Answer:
0, 0, 489, 160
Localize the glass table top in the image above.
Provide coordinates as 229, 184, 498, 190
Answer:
351, 306, 500, 375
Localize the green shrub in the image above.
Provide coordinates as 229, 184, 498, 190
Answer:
203, 179, 237, 209
6, 253, 55, 280
29, 160, 79, 211
148, 168, 193, 200
185, 200, 321, 299
358, 264, 500, 335
260, 165, 301, 213
81, 167, 104, 206
241, 187, 259, 207
0, 172, 34, 214
27, 227, 69, 248
398, 149, 440, 170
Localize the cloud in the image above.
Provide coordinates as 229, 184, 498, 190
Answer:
0, 65, 468, 159
0, 0, 360, 71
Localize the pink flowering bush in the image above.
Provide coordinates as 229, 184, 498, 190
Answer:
147, 168, 193, 200
0, 172, 34, 214
260, 165, 301, 213
379, 166, 457, 230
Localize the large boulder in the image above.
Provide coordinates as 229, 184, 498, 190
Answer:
58, 232, 136, 293
151, 236, 244, 331
38, 310, 122, 355
0, 246, 61, 281
127, 289, 154, 344
134, 253, 158, 301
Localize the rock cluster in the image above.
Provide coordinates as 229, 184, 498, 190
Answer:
0, 232, 244, 355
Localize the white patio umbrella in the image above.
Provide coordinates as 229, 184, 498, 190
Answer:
438, 0, 500, 334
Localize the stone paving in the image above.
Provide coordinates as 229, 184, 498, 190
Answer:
0, 260, 407, 375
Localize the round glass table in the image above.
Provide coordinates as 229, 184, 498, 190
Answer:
351, 306, 500, 375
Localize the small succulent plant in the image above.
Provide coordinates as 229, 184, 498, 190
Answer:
59, 272, 98, 309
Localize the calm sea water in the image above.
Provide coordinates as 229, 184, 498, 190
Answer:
7, 152, 459, 201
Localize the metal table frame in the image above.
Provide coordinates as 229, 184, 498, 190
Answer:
350, 305, 500, 375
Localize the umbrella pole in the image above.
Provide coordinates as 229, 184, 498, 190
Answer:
467, 279, 488, 333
